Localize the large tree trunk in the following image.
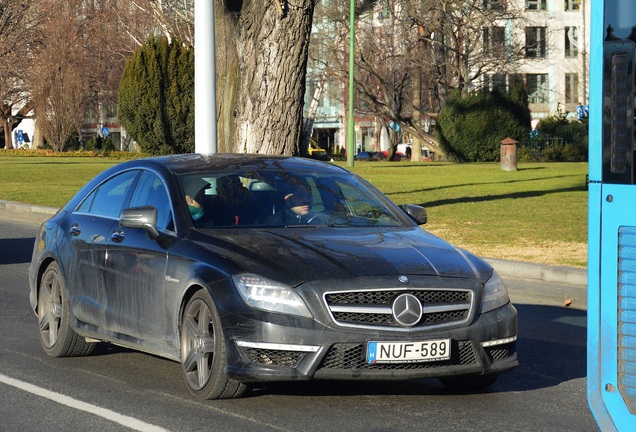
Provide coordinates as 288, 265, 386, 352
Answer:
0, 103, 12, 149
3, 117, 12, 149
216, 3, 240, 153
221, 0, 316, 155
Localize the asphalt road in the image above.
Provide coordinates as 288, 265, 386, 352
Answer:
0, 215, 600, 432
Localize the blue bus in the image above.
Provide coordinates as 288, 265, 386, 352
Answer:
588, 1, 636, 430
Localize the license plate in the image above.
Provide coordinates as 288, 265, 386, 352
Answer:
367, 339, 451, 364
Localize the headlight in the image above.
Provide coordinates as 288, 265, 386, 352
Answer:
233, 274, 313, 319
480, 270, 510, 313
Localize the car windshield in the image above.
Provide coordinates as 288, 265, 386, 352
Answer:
178, 169, 406, 228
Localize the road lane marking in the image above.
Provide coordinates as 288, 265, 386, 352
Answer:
0, 373, 170, 432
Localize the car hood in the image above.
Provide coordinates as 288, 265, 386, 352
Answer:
191, 227, 488, 286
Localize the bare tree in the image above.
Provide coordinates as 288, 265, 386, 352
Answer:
0, 1, 39, 148
146, 0, 193, 45
108, 0, 193, 51
407, 0, 526, 99
308, 0, 527, 158
29, 3, 83, 151
80, 1, 138, 139
24, 0, 146, 152
399, 1, 528, 157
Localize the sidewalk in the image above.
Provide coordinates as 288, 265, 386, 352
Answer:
0, 200, 58, 225
1, 199, 588, 308
486, 257, 587, 311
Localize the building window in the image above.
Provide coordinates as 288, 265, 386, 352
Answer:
565, 73, 579, 103
526, 0, 547, 11
377, 7, 390, 20
484, 74, 507, 92
104, 101, 118, 119
484, 0, 505, 11
483, 26, 506, 57
565, 0, 581, 11
527, 74, 549, 104
565, 27, 579, 58
525, 27, 547, 58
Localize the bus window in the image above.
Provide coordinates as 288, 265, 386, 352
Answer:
602, 35, 635, 184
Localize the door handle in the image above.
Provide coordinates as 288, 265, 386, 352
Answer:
111, 229, 125, 243
70, 224, 81, 236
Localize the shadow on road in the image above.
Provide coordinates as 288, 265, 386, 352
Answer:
0, 237, 36, 265
249, 303, 587, 398
503, 303, 587, 391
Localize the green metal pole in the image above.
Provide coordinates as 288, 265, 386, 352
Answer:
346, 0, 355, 167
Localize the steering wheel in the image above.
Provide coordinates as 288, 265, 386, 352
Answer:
305, 212, 330, 224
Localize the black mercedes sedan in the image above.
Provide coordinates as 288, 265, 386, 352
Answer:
29, 153, 517, 399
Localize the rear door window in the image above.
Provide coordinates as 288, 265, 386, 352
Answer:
76, 170, 138, 219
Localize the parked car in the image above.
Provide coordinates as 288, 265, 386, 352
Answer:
380, 150, 408, 161
354, 151, 377, 160
355, 151, 391, 161
29, 154, 517, 399
307, 145, 327, 157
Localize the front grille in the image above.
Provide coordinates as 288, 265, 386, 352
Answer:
326, 289, 469, 305
324, 288, 472, 330
242, 348, 305, 368
317, 340, 477, 371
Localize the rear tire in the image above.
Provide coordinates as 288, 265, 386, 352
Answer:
38, 262, 96, 357
439, 373, 499, 391
180, 290, 247, 399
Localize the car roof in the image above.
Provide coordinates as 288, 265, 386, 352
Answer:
132, 153, 350, 176
62, 153, 355, 216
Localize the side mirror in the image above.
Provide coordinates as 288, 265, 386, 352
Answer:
120, 206, 160, 240
400, 204, 427, 225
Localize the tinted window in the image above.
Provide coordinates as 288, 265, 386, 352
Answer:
129, 171, 174, 231
77, 170, 137, 219
178, 170, 406, 228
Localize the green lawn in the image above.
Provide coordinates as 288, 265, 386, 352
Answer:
0, 153, 588, 267
345, 161, 588, 267
0, 157, 116, 208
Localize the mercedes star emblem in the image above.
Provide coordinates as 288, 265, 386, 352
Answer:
391, 293, 423, 327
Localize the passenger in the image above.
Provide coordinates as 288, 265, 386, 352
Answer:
216, 175, 250, 207
212, 175, 253, 225
186, 190, 206, 221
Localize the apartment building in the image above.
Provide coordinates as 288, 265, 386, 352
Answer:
482, 0, 590, 120
305, 0, 591, 155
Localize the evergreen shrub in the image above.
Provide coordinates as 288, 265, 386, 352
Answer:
436, 87, 531, 162
118, 36, 194, 155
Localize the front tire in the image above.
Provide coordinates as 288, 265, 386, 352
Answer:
37, 262, 95, 357
180, 290, 247, 399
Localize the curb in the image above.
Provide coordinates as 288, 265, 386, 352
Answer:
1, 200, 588, 290
0, 200, 58, 216
486, 257, 587, 287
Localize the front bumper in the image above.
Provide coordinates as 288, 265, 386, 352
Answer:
219, 302, 518, 383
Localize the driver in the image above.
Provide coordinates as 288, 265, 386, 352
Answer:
266, 189, 315, 225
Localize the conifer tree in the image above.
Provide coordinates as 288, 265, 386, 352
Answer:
118, 36, 193, 154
